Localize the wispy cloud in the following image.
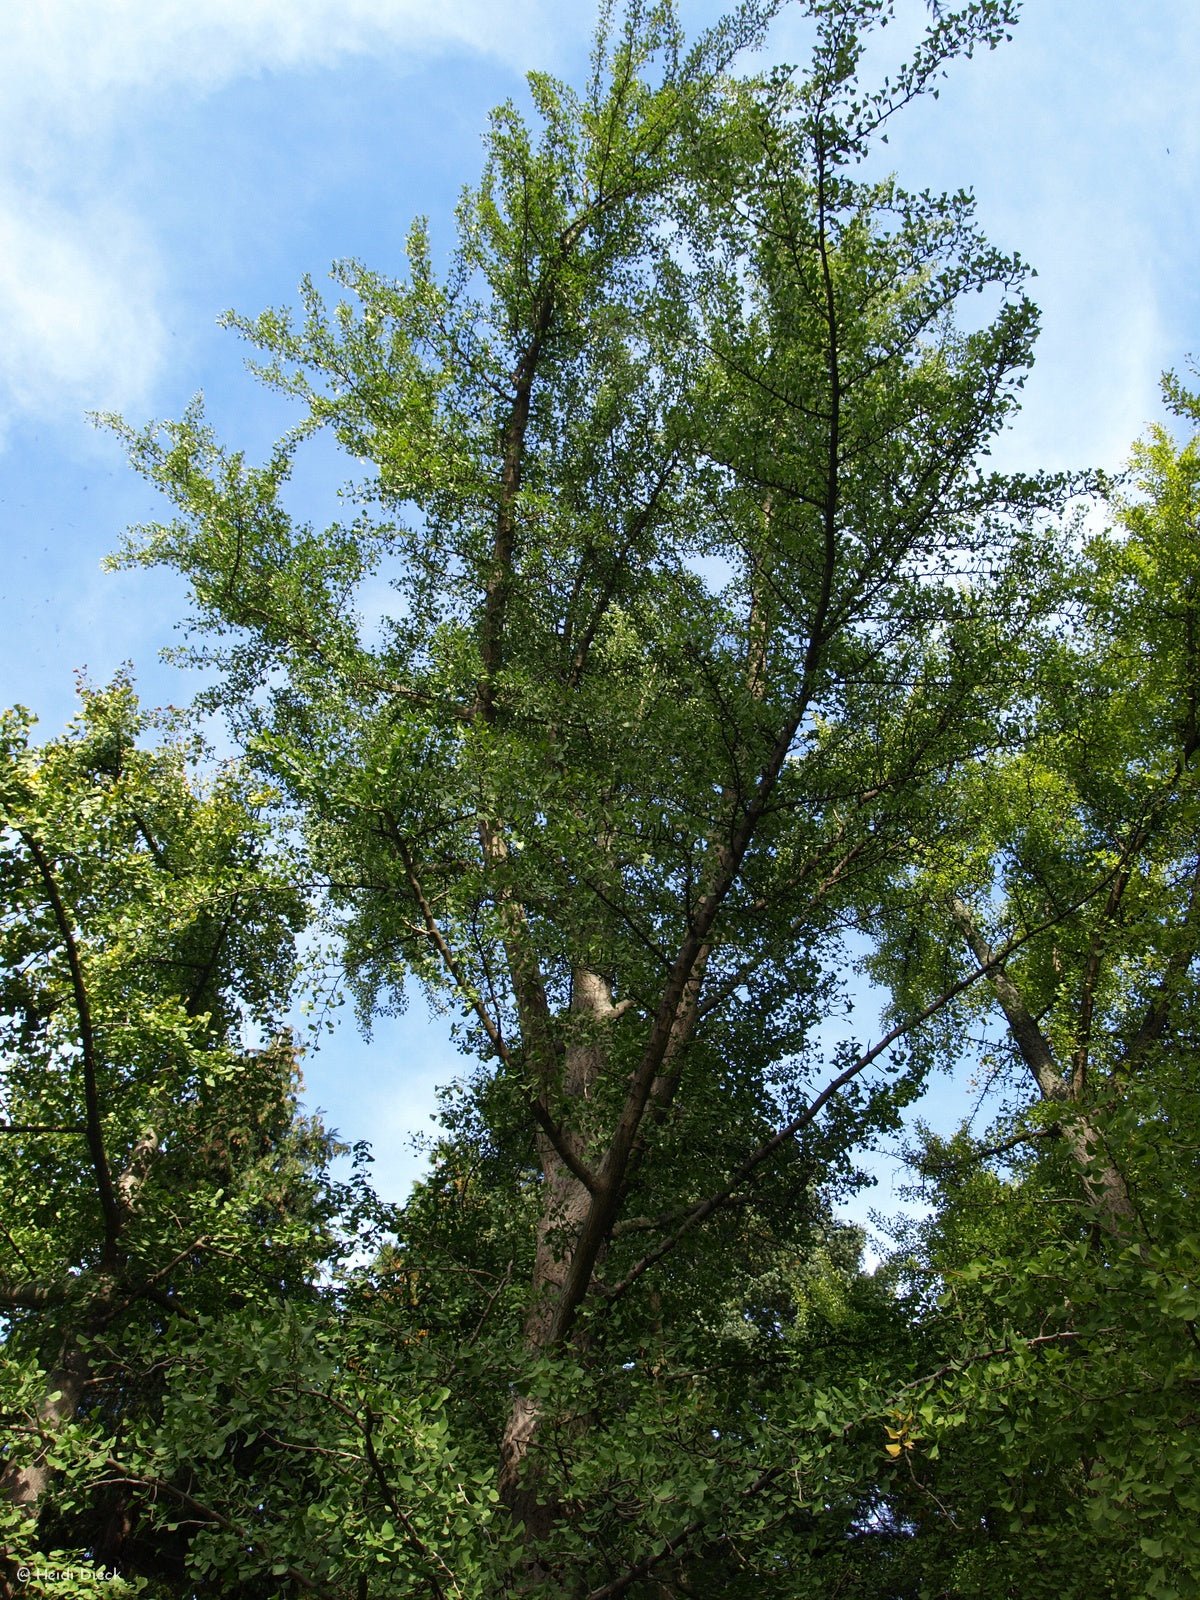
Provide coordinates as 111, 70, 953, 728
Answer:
5, 0, 565, 134
0, 188, 165, 433
0, 0, 569, 441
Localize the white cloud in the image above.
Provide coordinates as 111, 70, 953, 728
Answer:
0, 188, 165, 432
0, 0, 571, 442
4, 0, 567, 139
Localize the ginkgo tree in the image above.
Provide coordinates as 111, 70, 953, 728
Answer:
99, 0, 1073, 1588
5, 1, 1193, 1596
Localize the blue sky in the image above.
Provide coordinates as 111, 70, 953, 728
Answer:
2, 0, 1198, 1212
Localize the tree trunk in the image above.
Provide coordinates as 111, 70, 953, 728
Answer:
948, 896, 1135, 1230
499, 969, 617, 1548
2, 1330, 91, 1514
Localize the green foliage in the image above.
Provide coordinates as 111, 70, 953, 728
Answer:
5, 5, 1198, 1598
0, 681, 378, 1591
863, 374, 1200, 1597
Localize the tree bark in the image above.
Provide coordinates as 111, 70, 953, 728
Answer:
948, 896, 1135, 1231
499, 970, 618, 1538
2, 1324, 94, 1514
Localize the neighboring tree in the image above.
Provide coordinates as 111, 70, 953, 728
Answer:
0, 680, 357, 1591
863, 374, 1200, 1598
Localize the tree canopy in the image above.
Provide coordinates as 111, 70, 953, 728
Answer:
3, 3, 1199, 1596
